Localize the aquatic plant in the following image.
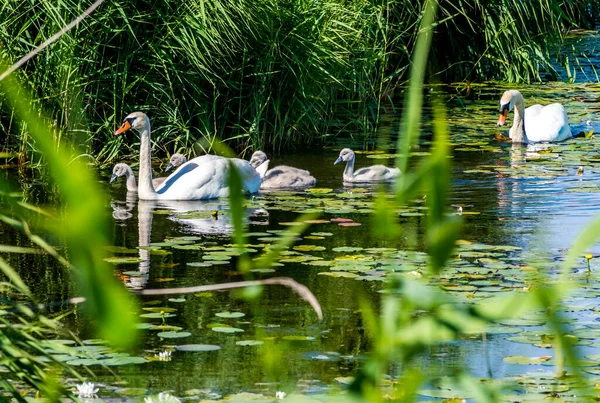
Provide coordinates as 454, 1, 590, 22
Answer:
75, 382, 98, 398
0, 0, 594, 160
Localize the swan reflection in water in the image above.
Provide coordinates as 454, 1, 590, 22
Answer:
110, 197, 269, 289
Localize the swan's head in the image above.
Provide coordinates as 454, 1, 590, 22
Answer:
111, 163, 130, 183
165, 153, 187, 172
497, 90, 521, 126
334, 148, 354, 165
249, 151, 268, 169
115, 111, 149, 135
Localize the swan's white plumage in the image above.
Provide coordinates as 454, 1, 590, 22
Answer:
115, 112, 261, 200
249, 151, 316, 189
498, 90, 572, 143
334, 148, 400, 183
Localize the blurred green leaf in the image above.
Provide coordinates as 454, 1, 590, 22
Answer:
0, 61, 139, 349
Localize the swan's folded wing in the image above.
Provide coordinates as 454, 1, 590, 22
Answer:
353, 165, 399, 182
155, 162, 200, 192
525, 103, 572, 142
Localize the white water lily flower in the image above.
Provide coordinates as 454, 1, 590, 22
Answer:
275, 391, 286, 400
144, 392, 182, 403
156, 350, 172, 361
76, 382, 98, 398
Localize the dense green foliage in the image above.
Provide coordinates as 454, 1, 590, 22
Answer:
1, 0, 600, 401
0, 0, 596, 159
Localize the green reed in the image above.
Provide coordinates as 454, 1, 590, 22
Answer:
0, 0, 595, 161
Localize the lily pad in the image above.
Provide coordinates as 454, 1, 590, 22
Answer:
157, 331, 192, 339
104, 256, 143, 264
212, 327, 244, 333
215, 311, 246, 318
332, 247, 364, 253
236, 340, 264, 346
175, 344, 221, 352
503, 355, 553, 365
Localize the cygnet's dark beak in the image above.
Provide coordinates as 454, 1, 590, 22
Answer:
165, 163, 174, 172
110, 174, 118, 183
334, 157, 343, 165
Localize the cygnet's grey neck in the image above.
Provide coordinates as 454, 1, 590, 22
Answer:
343, 156, 355, 181
123, 166, 137, 192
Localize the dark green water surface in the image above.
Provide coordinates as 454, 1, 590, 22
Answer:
4, 81, 600, 400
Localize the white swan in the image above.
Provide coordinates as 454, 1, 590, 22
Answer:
115, 112, 261, 200
249, 151, 316, 189
497, 90, 572, 143
334, 148, 400, 183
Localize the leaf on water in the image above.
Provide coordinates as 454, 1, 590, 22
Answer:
303, 219, 330, 224
157, 331, 192, 339
140, 313, 176, 319
215, 311, 245, 318
115, 388, 148, 397
168, 298, 186, 303
236, 340, 264, 346
330, 218, 353, 223
150, 325, 183, 331
187, 262, 213, 268
104, 256, 143, 264
305, 188, 333, 194
338, 222, 361, 227
332, 247, 364, 253
103, 356, 147, 366
136, 323, 156, 330
105, 246, 139, 254
283, 335, 316, 341
82, 339, 105, 345
292, 245, 326, 252
212, 327, 244, 333
503, 355, 552, 365
175, 344, 221, 352
202, 255, 231, 261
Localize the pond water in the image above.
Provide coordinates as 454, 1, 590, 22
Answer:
5, 56, 600, 402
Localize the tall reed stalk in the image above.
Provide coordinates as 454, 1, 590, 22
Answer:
0, 0, 595, 161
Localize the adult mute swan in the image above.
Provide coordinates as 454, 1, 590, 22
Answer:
115, 112, 261, 200
249, 151, 316, 189
497, 90, 572, 143
334, 148, 400, 183
110, 163, 170, 192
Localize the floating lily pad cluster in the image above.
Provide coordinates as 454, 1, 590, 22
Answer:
97, 82, 600, 400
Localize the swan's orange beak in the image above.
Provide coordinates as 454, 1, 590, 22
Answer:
115, 120, 131, 136
497, 109, 508, 126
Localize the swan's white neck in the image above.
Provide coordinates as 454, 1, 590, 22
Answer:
343, 155, 355, 181
123, 165, 137, 192
137, 118, 157, 199
510, 93, 528, 144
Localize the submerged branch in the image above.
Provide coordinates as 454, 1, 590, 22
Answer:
0, 0, 105, 82
136, 277, 323, 320
60, 277, 324, 320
